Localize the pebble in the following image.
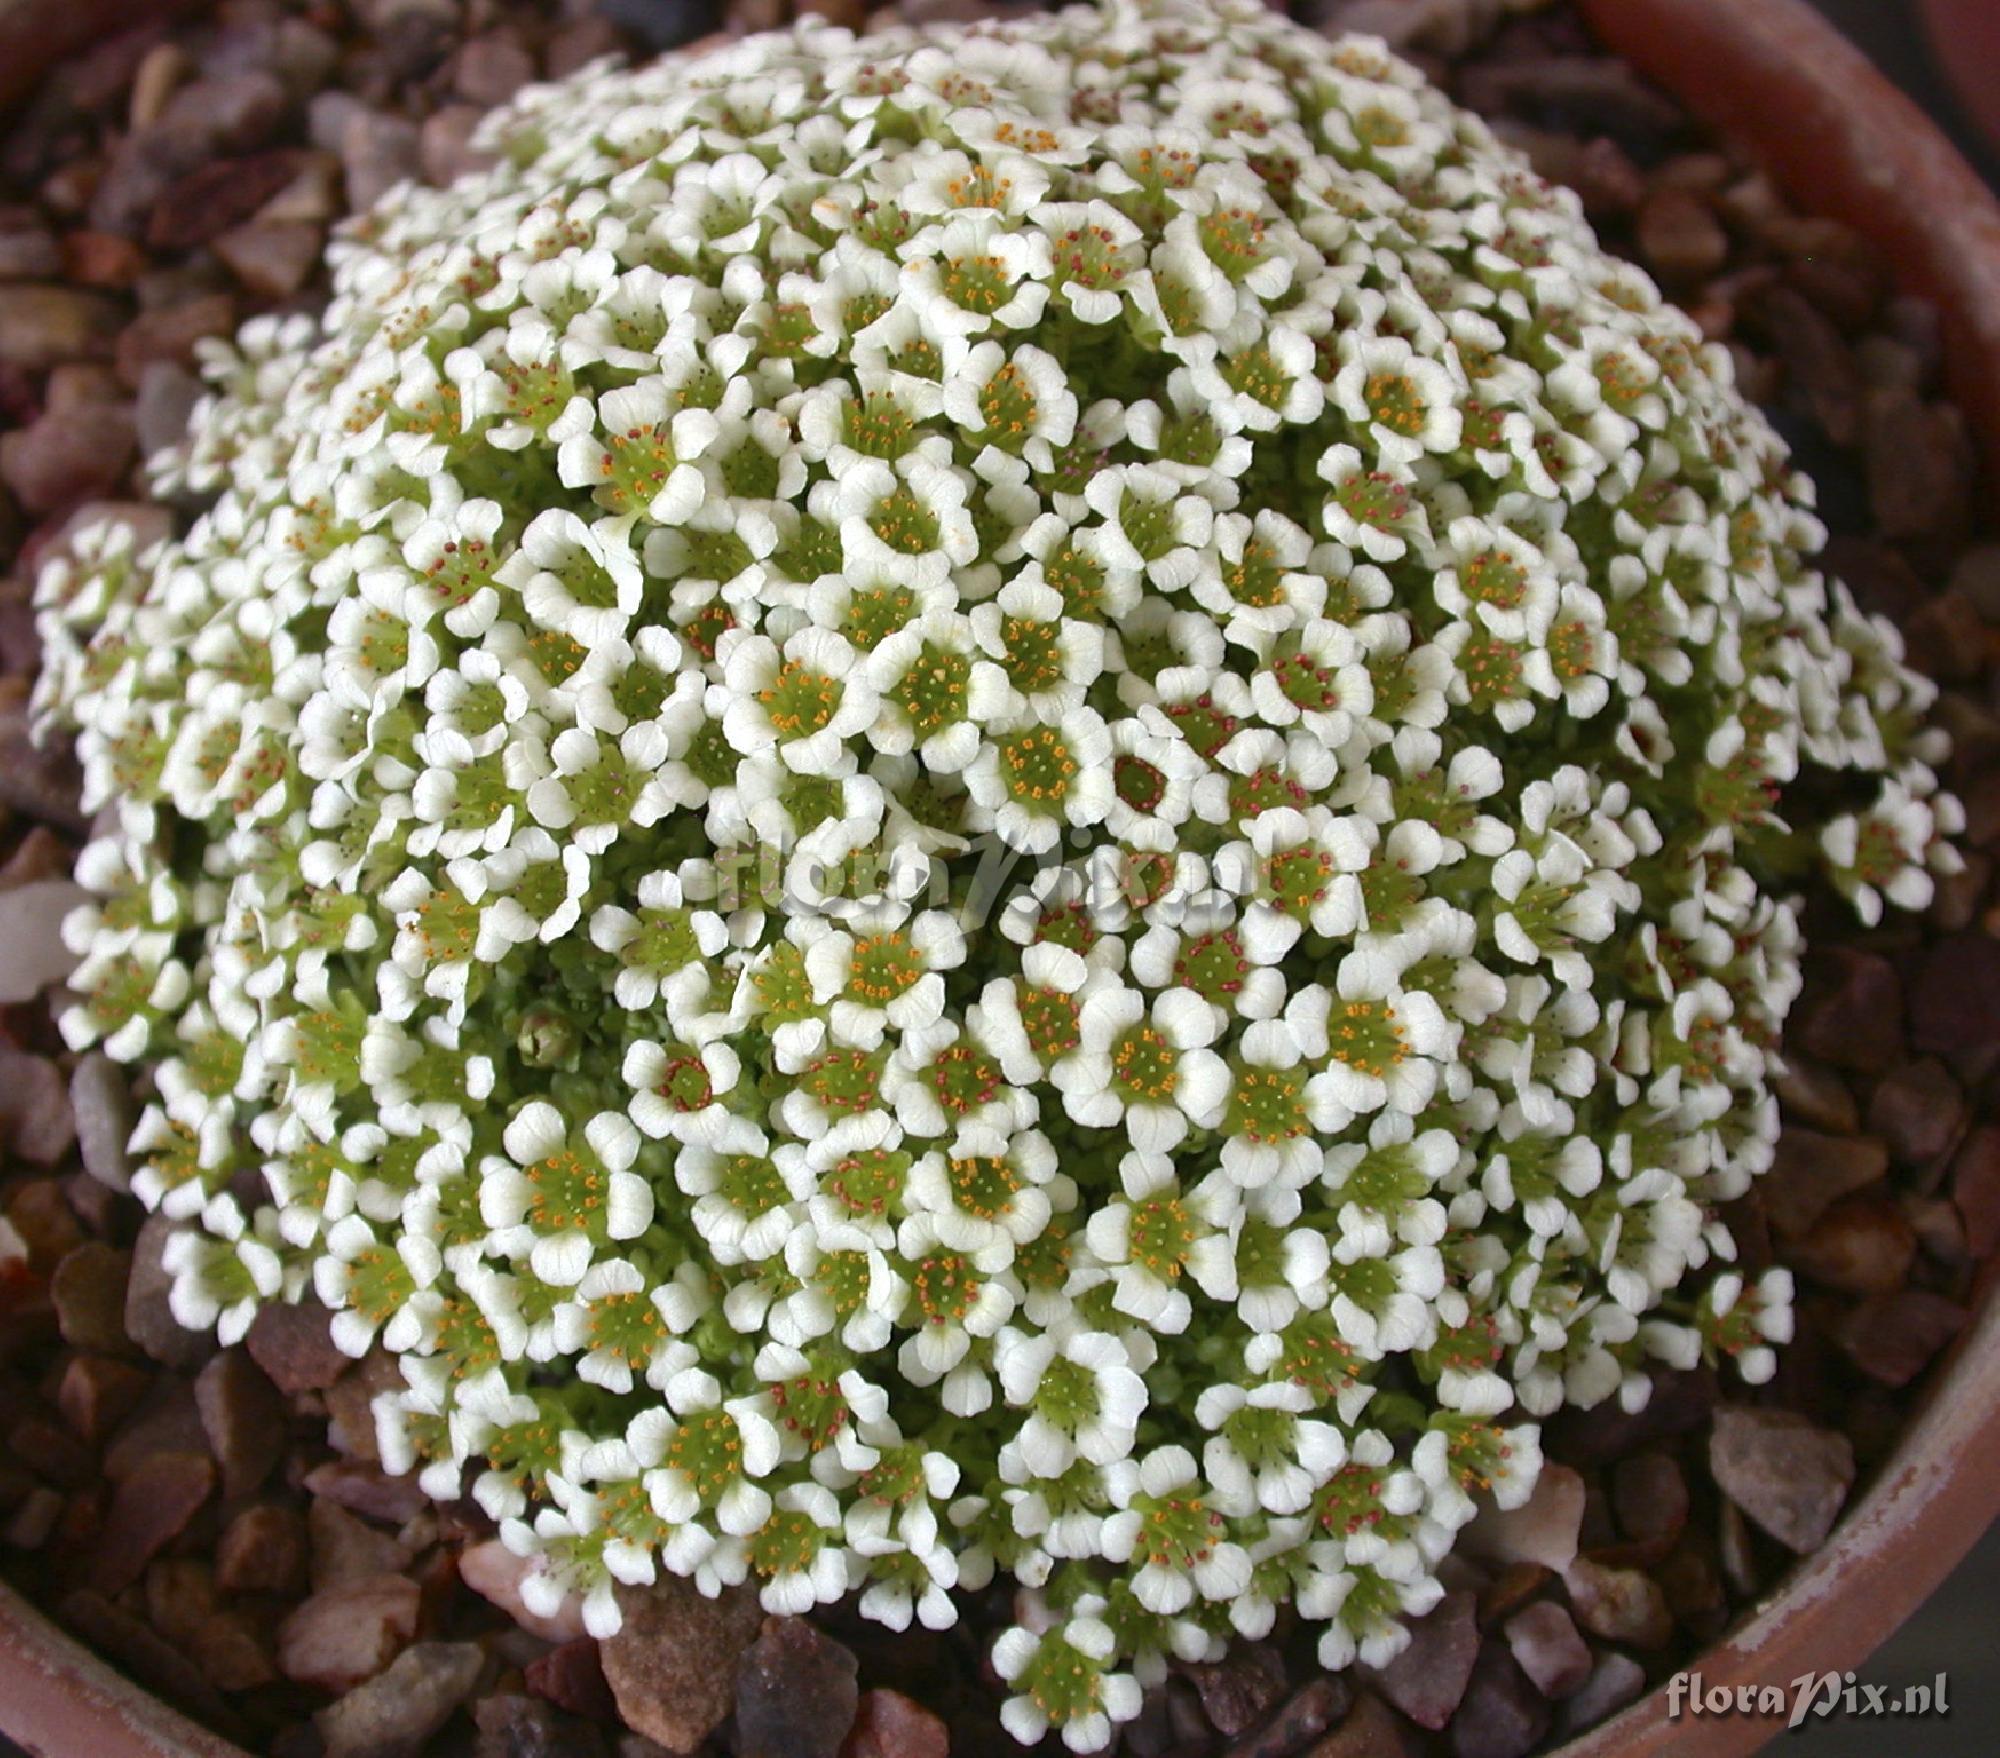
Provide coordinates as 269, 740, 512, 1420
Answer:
216, 1500, 311, 1596
194, 1347, 288, 1499
599, 1576, 765, 1751
0, 879, 89, 1000
70, 1053, 136, 1192
51, 1241, 133, 1354
58, 1588, 236, 1734
1709, 1405, 1855, 1554
317, 1641, 487, 1758
1833, 1289, 1967, 1387
475, 1694, 609, 1758
453, 36, 534, 106
341, 110, 423, 213
55, 1353, 150, 1443
1181, 1646, 1288, 1738
420, 106, 494, 187
1952, 1125, 2000, 1255
113, 292, 235, 385
1636, 187, 1727, 284
125, 1212, 218, 1370
1502, 1602, 1590, 1701
0, 826, 71, 891
0, 398, 137, 512
1371, 1590, 1479, 1730
735, 1617, 860, 1758
1299, 1692, 1406, 1758
1, 1049, 78, 1164
213, 220, 323, 299
597, 0, 727, 52
460, 1537, 588, 1642
1864, 386, 1971, 543
1447, 1646, 1548, 1758
1554, 1653, 1646, 1737
134, 358, 202, 456
0, 213, 62, 279
1796, 947, 1904, 1073
62, 230, 149, 289
190, 1608, 278, 1693
840, 1690, 948, 1758
1868, 1058, 1966, 1166
1788, 1192, 1917, 1295
1222, 1678, 1349, 1758
1911, 931, 2000, 1061
525, 1638, 619, 1723
304, 1458, 429, 1523
1759, 1128, 1889, 1237
101, 1382, 207, 1480
1460, 1463, 1583, 1572
149, 150, 307, 252
0, 285, 122, 371
1610, 1452, 1688, 1556
279, 1573, 424, 1693
1561, 1557, 1672, 1650
246, 1296, 350, 1393
89, 1449, 216, 1597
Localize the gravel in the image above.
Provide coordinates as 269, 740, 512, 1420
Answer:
1, 4, 1997, 1758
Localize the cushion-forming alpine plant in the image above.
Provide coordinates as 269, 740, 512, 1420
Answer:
32, 0, 1963, 1744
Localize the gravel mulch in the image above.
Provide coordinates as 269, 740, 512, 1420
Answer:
2, 3, 1998, 1758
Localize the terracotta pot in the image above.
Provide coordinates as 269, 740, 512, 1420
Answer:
1917, 0, 2000, 166
3, 2, 2000, 1756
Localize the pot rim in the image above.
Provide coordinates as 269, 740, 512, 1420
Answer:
4, 3, 2000, 1756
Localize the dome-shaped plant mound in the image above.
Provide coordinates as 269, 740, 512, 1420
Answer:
34, 0, 1961, 1745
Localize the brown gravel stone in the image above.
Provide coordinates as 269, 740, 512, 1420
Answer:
0, 399, 136, 512
1636, 187, 1727, 283
341, 110, 423, 212
1761, 1128, 1890, 1236
1710, 1406, 1855, 1553
1372, 1590, 1479, 1730
1865, 1057, 1965, 1165
1865, 386, 1972, 543
525, 1638, 618, 1723
1447, 1645, 1548, 1758
474, 1694, 608, 1758
840, 1689, 948, 1758
459, 1536, 588, 1640
1554, 1653, 1646, 1736
1834, 1289, 1968, 1386
124, 1212, 217, 1370
279, 1572, 424, 1692
1776, 1056, 1864, 1144
317, 1640, 488, 1758
189, 1608, 278, 1693
213, 220, 323, 299
304, 1458, 429, 1522
1952, 1125, 2000, 1254
194, 1347, 288, 1499
216, 1500, 311, 1596
0, 1050, 76, 1164
1182, 1646, 1288, 1738
1609, 1452, 1688, 1556
600, 1576, 764, 1751
1502, 1601, 1590, 1701
1789, 1192, 1918, 1295
61, 231, 149, 289
735, 1617, 860, 1758
1299, 1692, 1407, 1758
1223, 1678, 1350, 1758
70, 1053, 136, 1192
453, 36, 534, 105
58, 1589, 237, 1733
50, 1241, 133, 1354
0, 879, 88, 996
0, 285, 122, 370
325, 1346, 405, 1460
246, 1295, 350, 1393
56, 1353, 151, 1443
89, 1449, 216, 1596
1911, 931, 2000, 1059
1561, 1557, 1672, 1650
1796, 947, 1904, 1073
113, 292, 234, 385
1461, 1463, 1583, 1571
312, 1494, 413, 1590
0, 212, 62, 278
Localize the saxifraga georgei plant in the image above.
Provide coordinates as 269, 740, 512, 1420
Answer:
30, 0, 1962, 1746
